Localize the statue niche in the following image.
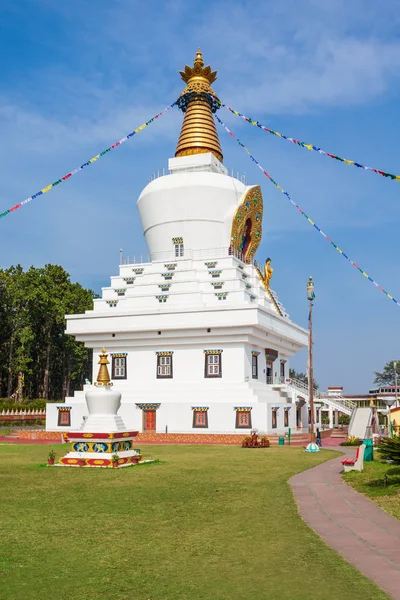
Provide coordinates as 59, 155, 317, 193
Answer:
239, 218, 252, 256
230, 186, 263, 263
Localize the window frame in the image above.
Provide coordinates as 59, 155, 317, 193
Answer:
204, 352, 222, 378
235, 410, 252, 429
192, 409, 209, 428
272, 409, 278, 429
156, 354, 173, 379
174, 243, 184, 257
57, 408, 71, 427
252, 353, 259, 379
111, 355, 127, 380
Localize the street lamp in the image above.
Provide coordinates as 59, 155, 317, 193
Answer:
382, 397, 396, 437
394, 361, 398, 409
307, 276, 316, 442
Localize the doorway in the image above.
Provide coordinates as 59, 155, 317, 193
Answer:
143, 410, 156, 432
296, 407, 302, 429
266, 361, 273, 384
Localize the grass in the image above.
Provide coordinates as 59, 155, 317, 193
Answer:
0, 444, 390, 600
344, 459, 400, 520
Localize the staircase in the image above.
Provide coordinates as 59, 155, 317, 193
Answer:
270, 378, 356, 416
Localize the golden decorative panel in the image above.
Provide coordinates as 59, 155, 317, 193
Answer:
230, 186, 263, 263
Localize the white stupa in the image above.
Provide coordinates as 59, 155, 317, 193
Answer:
46, 49, 311, 438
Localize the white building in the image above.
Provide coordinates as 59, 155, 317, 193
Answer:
46, 50, 311, 437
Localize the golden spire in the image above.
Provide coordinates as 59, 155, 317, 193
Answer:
95, 348, 112, 386
175, 49, 223, 163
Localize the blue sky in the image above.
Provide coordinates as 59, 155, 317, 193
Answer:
1, 0, 400, 393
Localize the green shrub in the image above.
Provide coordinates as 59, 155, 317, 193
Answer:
378, 434, 400, 464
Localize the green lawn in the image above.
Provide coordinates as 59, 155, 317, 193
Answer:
344, 459, 400, 520
0, 444, 389, 600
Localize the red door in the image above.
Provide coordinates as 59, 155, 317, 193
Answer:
144, 410, 156, 431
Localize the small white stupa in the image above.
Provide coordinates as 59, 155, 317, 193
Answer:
59, 349, 142, 468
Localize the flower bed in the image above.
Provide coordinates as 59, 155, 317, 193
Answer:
242, 433, 270, 448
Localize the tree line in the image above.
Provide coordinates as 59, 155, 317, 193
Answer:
0, 265, 95, 400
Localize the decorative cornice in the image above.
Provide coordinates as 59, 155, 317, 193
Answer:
106, 301, 118, 307
215, 292, 228, 297
234, 407, 252, 412
123, 277, 135, 284
57, 406, 71, 411
164, 263, 177, 270
192, 407, 209, 412
205, 261, 217, 268
252, 351, 260, 356
172, 237, 183, 244
110, 353, 127, 358
136, 403, 161, 411
132, 268, 144, 274
204, 349, 223, 355
156, 351, 174, 356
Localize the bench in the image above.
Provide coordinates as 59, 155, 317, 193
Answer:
341, 443, 365, 473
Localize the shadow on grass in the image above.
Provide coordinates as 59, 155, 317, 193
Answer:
30, 459, 166, 470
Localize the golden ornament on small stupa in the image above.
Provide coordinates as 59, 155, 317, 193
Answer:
95, 348, 112, 387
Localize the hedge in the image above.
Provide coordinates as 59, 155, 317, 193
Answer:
0, 399, 62, 411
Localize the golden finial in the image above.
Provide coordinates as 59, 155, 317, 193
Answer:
194, 47, 204, 67
95, 348, 112, 386
176, 49, 223, 162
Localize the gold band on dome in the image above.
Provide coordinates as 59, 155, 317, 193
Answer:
175, 49, 223, 163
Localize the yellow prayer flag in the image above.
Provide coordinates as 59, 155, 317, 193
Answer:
343, 159, 353, 165
41, 185, 52, 193
90, 155, 100, 163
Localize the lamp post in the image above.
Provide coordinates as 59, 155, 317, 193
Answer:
383, 397, 396, 438
307, 276, 316, 443
394, 361, 398, 409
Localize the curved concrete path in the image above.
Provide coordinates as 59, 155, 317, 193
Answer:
290, 448, 400, 600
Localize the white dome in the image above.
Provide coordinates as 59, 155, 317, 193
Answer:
137, 154, 249, 259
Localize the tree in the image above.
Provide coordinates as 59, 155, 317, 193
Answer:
378, 435, 400, 465
374, 360, 400, 387
0, 264, 94, 400
289, 369, 319, 390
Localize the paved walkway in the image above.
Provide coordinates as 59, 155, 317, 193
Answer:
290, 447, 400, 600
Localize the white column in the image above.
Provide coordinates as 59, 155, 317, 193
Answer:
334, 410, 339, 427
329, 406, 334, 428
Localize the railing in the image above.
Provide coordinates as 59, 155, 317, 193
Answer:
266, 377, 356, 415
120, 246, 259, 266
148, 167, 248, 185
0, 409, 46, 421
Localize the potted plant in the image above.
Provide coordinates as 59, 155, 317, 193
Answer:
48, 449, 56, 465
111, 454, 120, 468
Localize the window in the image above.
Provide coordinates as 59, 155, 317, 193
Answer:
252, 352, 259, 379
272, 409, 277, 429
157, 353, 173, 378
216, 293, 227, 301
112, 354, 127, 379
57, 408, 71, 426
192, 408, 208, 428
284, 409, 289, 427
156, 295, 168, 303
235, 409, 252, 429
175, 243, 184, 257
280, 360, 286, 379
204, 351, 222, 378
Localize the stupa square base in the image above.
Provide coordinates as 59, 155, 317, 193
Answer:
59, 430, 141, 468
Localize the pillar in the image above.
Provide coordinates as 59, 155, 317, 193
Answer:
329, 406, 334, 429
